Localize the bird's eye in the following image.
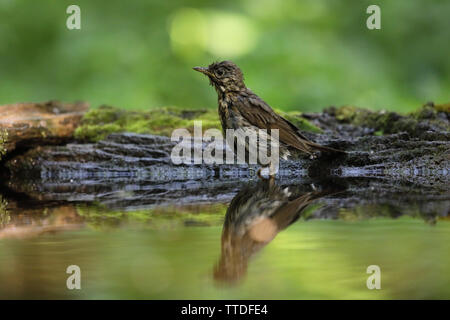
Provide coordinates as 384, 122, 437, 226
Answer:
216, 69, 224, 77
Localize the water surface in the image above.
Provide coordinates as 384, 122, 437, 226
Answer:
0, 177, 449, 299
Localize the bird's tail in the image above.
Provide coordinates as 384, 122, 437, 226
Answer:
307, 141, 346, 154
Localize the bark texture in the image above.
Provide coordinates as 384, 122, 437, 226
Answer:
1, 103, 447, 207
0, 101, 88, 160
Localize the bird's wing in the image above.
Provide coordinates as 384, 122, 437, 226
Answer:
236, 93, 314, 154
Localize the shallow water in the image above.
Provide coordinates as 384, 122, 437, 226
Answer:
0, 177, 449, 299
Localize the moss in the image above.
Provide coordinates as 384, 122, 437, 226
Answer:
0, 196, 9, 227
74, 105, 221, 142
300, 203, 324, 220
0, 129, 8, 161
75, 105, 324, 142
374, 130, 384, 136
337, 203, 440, 223
75, 123, 122, 142
79, 105, 126, 124
335, 105, 360, 122
332, 104, 449, 136
334, 106, 397, 130
76, 202, 227, 230
281, 111, 323, 133
434, 103, 450, 113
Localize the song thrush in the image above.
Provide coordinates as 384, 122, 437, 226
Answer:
194, 61, 344, 174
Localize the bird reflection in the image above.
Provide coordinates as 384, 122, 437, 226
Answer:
213, 178, 340, 285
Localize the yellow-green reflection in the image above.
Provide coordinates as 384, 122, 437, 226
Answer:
0, 203, 449, 299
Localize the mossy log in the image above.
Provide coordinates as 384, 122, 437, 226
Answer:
0, 101, 88, 161
1, 102, 448, 210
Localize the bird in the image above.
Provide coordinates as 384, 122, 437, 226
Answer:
213, 178, 339, 285
193, 61, 344, 176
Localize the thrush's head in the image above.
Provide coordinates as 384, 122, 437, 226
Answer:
193, 60, 245, 93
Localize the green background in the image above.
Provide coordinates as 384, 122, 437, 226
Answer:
1, 0, 449, 112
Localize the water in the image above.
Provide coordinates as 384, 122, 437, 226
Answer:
0, 177, 449, 299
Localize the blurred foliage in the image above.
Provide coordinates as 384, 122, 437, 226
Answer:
0, 0, 449, 112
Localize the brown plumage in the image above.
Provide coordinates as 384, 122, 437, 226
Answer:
193, 61, 344, 162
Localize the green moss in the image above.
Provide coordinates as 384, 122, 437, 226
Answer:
281, 111, 323, 133
80, 105, 126, 124
335, 106, 390, 129
335, 105, 360, 122
338, 204, 438, 224
300, 203, 324, 220
338, 205, 393, 221
374, 130, 384, 136
0, 129, 8, 161
75, 105, 324, 142
434, 103, 450, 113
411, 103, 450, 120
74, 105, 223, 142
76, 202, 226, 230
75, 123, 122, 142
0, 196, 9, 227
411, 105, 436, 120
333, 104, 449, 136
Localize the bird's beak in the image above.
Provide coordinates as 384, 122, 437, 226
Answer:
193, 66, 211, 76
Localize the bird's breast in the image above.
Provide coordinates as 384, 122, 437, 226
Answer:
218, 94, 257, 137
218, 98, 231, 131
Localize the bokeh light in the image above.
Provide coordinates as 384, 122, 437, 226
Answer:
170, 8, 258, 59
